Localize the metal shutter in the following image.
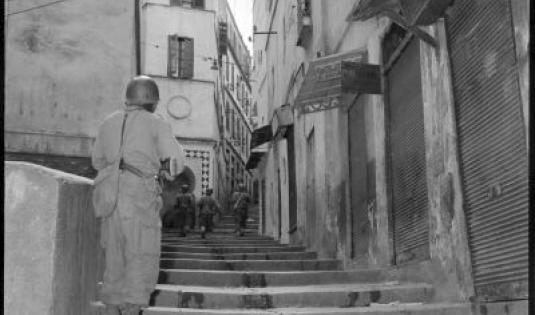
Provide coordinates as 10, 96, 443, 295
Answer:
446, 0, 528, 299
387, 37, 429, 265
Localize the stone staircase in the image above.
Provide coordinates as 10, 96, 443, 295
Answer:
97, 210, 470, 314
137, 212, 470, 315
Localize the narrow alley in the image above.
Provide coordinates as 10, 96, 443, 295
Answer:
4, 0, 530, 315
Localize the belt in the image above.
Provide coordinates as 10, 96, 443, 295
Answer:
119, 159, 155, 178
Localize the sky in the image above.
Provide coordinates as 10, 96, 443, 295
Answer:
226, 0, 254, 54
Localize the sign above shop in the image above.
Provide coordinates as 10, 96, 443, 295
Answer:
293, 49, 382, 114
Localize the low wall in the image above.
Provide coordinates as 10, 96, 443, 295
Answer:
4, 162, 103, 315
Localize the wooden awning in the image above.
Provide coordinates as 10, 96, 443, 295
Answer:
245, 150, 266, 170
293, 49, 382, 114
250, 125, 273, 149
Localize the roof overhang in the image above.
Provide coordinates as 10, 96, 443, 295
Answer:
293, 49, 382, 114
245, 147, 267, 170
250, 125, 273, 149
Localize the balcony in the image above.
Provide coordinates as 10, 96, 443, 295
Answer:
296, 0, 312, 47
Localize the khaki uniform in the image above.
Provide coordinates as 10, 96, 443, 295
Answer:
92, 107, 184, 306
197, 195, 221, 232
231, 191, 251, 232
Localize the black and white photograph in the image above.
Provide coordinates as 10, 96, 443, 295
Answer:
4, 0, 530, 314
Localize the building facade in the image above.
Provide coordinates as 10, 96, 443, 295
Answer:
219, 3, 255, 211
5, 0, 255, 216
4, 0, 136, 178
251, 0, 528, 313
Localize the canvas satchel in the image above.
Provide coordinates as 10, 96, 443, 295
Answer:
92, 112, 128, 218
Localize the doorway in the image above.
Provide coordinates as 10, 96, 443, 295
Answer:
384, 27, 429, 265
305, 129, 316, 248
348, 95, 370, 264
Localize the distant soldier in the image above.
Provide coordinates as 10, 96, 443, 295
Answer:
197, 188, 222, 238
175, 184, 196, 236
231, 183, 251, 237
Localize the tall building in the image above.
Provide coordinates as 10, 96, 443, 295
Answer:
251, 0, 528, 311
139, 0, 253, 213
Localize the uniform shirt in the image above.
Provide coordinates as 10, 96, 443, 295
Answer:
197, 196, 221, 215
176, 192, 195, 211
92, 107, 185, 177
231, 191, 250, 211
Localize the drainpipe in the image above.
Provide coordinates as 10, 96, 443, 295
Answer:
134, 0, 141, 75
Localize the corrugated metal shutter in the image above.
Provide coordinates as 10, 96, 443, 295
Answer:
446, 0, 528, 300
386, 37, 429, 265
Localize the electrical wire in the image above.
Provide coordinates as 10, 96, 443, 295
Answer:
7, 0, 73, 16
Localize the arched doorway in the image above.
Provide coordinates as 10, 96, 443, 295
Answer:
160, 166, 196, 218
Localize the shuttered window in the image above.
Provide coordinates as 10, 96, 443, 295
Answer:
168, 35, 194, 79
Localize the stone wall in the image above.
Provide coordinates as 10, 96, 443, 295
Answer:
5, 0, 134, 157
4, 162, 102, 315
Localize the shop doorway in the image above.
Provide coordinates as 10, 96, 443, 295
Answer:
384, 26, 429, 265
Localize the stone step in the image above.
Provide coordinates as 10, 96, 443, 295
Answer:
160, 239, 280, 246
157, 269, 390, 287
141, 303, 470, 315
159, 259, 342, 271
217, 223, 259, 229
161, 245, 306, 254
159, 251, 318, 261
148, 282, 433, 309
161, 242, 288, 248
162, 230, 261, 237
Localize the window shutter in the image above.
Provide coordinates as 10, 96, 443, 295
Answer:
168, 35, 179, 78
179, 37, 194, 79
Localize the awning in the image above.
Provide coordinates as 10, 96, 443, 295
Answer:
245, 150, 266, 170
293, 49, 382, 114
250, 125, 273, 149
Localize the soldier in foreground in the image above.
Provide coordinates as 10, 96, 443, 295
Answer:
231, 183, 251, 237
197, 188, 222, 238
92, 75, 185, 315
175, 184, 196, 236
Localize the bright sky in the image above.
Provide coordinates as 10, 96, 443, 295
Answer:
226, 0, 253, 54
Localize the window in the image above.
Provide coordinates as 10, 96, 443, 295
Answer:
225, 102, 230, 132
170, 0, 204, 9
168, 35, 194, 79
230, 65, 234, 90
225, 56, 229, 82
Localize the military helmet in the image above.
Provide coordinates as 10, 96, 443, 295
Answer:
125, 75, 160, 106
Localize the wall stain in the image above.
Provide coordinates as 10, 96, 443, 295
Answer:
177, 291, 205, 308
369, 290, 381, 303
345, 292, 359, 307
242, 294, 273, 309
242, 273, 267, 288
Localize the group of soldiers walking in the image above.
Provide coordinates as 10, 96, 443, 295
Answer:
163, 182, 251, 238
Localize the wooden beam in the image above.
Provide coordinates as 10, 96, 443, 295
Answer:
382, 9, 438, 48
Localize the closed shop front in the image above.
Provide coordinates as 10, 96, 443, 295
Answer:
384, 25, 429, 265
446, 0, 528, 300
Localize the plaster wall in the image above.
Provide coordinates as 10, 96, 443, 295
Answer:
153, 77, 218, 140
142, 4, 218, 81
5, 0, 135, 157
4, 162, 102, 315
